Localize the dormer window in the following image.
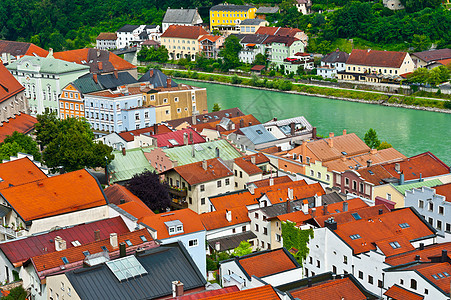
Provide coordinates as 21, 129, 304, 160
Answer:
164, 220, 184, 235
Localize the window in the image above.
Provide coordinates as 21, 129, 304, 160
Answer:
349, 234, 361, 240
61, 282, 65, 291
428, 217, 433, 226
326, 174, 330, 181
263, 227, 268, 235
343, 255, 348, 264
163, 98, 168, 103
386, 193, 392, 201
309, 257, 313, 264
316, 260, 320, 268
389, 241, 401, 249
188, 239, 198, 247
82, 251, 90, 257
368, 275, 373, 284
353, 180, 357, 190
225, 178, 230, 185
174, 97, 179, 102
439, 206, 444, 215
310, 170, 314, 176
332, 265, 337, 274
125, 239, 133, 246
60, 102, 64, 108
177, 108, 181, 113
65, 103, 69, 109
234, 170, 237, 176
358, 271, 363, 279
419, 200, 424, 208
70, 103, 74, 109
429, 202, 434, 212
217, 180, 221, 188
399, 223, 410, 228
61, 257, 69, 264
255, 224, 259, 232
345, 178, 349, 187
400, 279, 404, 285
239, 171, 243, 178
255, 212, 259, 219
410, 279, 417, 290
359, 182, 364, 193
446, 223, 451, 233
200, 185, 205, 192
437, 220, 442, 230
424, 288, 428, 294
378, 280, 383, 288
201, 198, 206, 205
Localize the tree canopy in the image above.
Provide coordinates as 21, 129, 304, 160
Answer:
364, 128, 381, 149
137, 45, 169, 63
232, 241, 253, 256
0, 131, 41, 161
219, 35, 242, 71
127, 170, 171, 211
35, 111, 114, 173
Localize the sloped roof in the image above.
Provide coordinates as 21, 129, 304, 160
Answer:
104, 184, 155, 219
434, 182, 451, 202
403, 262, 451, 295
116, 24, 140, 32
322, 49, 349, 64
71, 74, 103, 94
385, 242, 451, 266
1, 169, 108, 222
153, 128, 205, 148
346, 49, 407, 68
108, 148, 155, 184
207, 231, 256, 252
263, 182, 325, 206
138, 68, 178, 87
384, 284, 424, 300
392, 179, 442, 195
161, 25, 208, 39
250, 65, 265, 71
263, 35, 300, 47
289, 277, 368, 300
169, 157, 233, 185
0, 157, 47, 190
0, 40, 48, 58
96, 33, 117, 40
241, 19, 266, 25
66, 244, 206, 300
234, 153, 269, 175
239, 124, 277, 145
256, 6, 279, 14
165, 108, 245, 129
157, 139, 242, 166
251, 176, 292, 188
163, 8, 200, 24
0, 113, 38, 143
199, 35, 222, 43
203, 285, 279, 300
412, 48, 451, 63
256, 26, 301, 37
175, 286, 240, 299
140, 208, 204, 240
118, 124, 172, 142
0, 63, 25, 103
211, 4, 256, 11
0, 216, 129, 267
7, 54, 90, 74
313, 202, 387, 227
192, 114, 260, 133
200, 206, 250, 231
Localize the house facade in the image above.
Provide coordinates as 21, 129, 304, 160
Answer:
161, 25, 208, 61
0, 63, 28, 123
295, 0, 312, 14
199, 35, 225, 59
116, 24, 161, 49
317, 49, 349, 79
58, 83, 85, 119
162, 8, 203, 33
95, 32, 117, 50
210, 4, 257, 31
239, 19, 268, 34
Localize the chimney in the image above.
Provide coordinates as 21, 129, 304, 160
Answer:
343, 201, 348, 212
153, 124, 158, 135
441, 250, 448, 263
248, 122, 252, 126
98, 61, 103, 70
54, 236, 67, 251
251, 155, 256, 164
395, 163, 401, 173
166, 78, 171, 87
399, 171, 405, 185
370, 148, 377, 155
114, 70, 118, 79
343, 129, 347, 135
286, 199, 291, 213
324, 217, 337, 230
414, 255, 421, 261
312, 127, 317, 139
172, 281, 184, 297
378, 209, 383, 215
249, 185, 255, 195
183, 132, 188, 145
419, 243, 424, 250
119, 242, 126, 258
288, 188, 293, 200
323, 203, 328, 215
94, 230, 101, 242
307, 278, 312, 287
215, 147, 220, 158
367, 159, 372, 168
110, 233, 118, 248
290, 122, 295, 136
93, 74, 98, 84
269, 177, 274, 186
314, 194, 321, 207
122, 147, 126, 156
302, 199, 308, 214
48, 48, 54, 57
215, 242, 221, 252
311, 208, 316, 218
192, 115, 197, 125
191, 145, 195, 158
419, 173, 423, 182
328, 133, 334, 148
202, 159, 207, 171
226, 209, 232, 222
239, 118, 244, 128
189, 131, 193, 143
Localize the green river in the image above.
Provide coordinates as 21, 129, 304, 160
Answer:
178, 79, 451, 165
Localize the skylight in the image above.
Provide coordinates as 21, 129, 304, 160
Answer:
125, 240, 133, 247
83, 251, 90, 257
444, 272, 450, 277
351, 213, 362, 220
101, 246, 108, 252
399, 223, 410, 229
106, 255, 147, 282
168, 139, 179, 145
438, 273, 445, 278
432, 274, 439, 280
256, 130, 263, 134
350, 234, 361, 240
61, 257, 69, 264
140, 235, 148, 242
389, 241, 401, 249
368, 170, 374, 175
71, 240, 81, 247
194, 144, 204, 151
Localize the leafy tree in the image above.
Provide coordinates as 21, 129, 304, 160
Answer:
3, 285, 27, 300
2, 131, 41, 161
281, 221, 314, 264
137, 45, 169, 63
253, 53, 266, 66
0, 142, 23, 161
219, 35, 242, 71
411, 34, 431, 52
212, 103, 221, 112
364, 128, 381, 149
400, 0, 442, 12
232, 241, 253, 256
127, 170, 171, 211
378, 141, 393, 150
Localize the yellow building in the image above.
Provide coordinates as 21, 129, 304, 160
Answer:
161, 25, 208, 60
210, 4, 257, 30
58, 83, 85, 119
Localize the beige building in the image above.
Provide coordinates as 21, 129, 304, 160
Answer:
239, 19, 268, 34
161, 25, 208, 60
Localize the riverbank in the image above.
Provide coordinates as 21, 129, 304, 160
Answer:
162, 69, 451, 114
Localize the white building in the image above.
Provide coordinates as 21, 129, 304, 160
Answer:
317, 49, 349, 79
162, 8, 203, 33
116, 24, 161, 49
96, 33, 118, 50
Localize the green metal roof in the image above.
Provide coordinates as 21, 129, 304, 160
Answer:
392, 179, 443, 195
143, 139, 242, 166
108, 148, 155, 183
7, 55, 89, 74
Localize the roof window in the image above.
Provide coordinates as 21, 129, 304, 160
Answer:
125, 240, 133, 246
399, 223, 410, 229
349, 234, 361, 240
83, 251, 90, 257
351, 213, 362, 220
101, 246, 108, 252
106, 255, 147, 282
389, 241, 401, 249
256, 130, 263, 134
61, 257, 69, 264
140, 235, 148, 242
368, 170, 374, 175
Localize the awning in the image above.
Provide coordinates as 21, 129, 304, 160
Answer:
0, 204, 11, 218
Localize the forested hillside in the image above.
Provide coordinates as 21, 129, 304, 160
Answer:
0, 0, 449, 52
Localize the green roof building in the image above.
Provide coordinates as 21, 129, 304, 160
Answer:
108, 148, 155, 184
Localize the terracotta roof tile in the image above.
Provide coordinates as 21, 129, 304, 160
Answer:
290, 277, 368, 300
172, 286, 240, 299
169, 157, 232, 185
154, 128, 205, 148
385, 242, 451, 266
434, 183, 451, 203
384, 284, 424, 300
0, 40, 48, 58
140, 208, 204, 240
256, 26, 301, 37
234, 153, 269, 175
0, 157, 47, 190
199, 35, 222, 42
200, 206, 250, 231
96, 32, 117, 40
0, 63, 25, 103
161, 25, 208, 39
251, 176, 292, 188
0, 113, 38, 143
31, 228, 154, 273
238, 248, 299, 278
104, 184, 155, 219
404, 262, 451, 294
192, 114, 260, 133
165, 108, 245, 129
118, 124, 172, 142
263, 35, 299, 47
347, 49, 408, 68
203, 285, 280, 300
264, 182, 325, 205
2, 169, 108, 221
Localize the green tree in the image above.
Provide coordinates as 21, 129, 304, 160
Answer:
212, 103, 221, 112
0, 142, 23, 161
253, 53, 267, 66
364, 128, 381, 149
137, 46, 169, 63
281, 221, 314, 264
232, 241, 253, 256
219, 35, 242, 71
378, 141, 393, 150
3, 285, 27, 300
411, 34, 431, 52
2, 131, 41, 161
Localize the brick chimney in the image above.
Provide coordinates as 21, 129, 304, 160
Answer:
94, 230, 101, 242
287, 188, 293, 200
343, 129, 347, 135
110, 233, 118, 248
166, 78, 172, 87
328, 132, 334, 148
312, 127, 317, 139
172, 281, 184, 297
153, 124, 158, 135
286, 199, 291, 213
114, 70, 118, 79
239, 118, 244, 128
122, 147, 126, 156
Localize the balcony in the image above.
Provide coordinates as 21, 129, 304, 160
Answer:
168, 186, 187, 197
0, 226, 17, 239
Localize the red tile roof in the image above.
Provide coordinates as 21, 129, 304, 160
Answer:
170, 157, 233, 185
434, 183, 451, 202
0, 63, 25, 103
276, 209, 311, 226
290, 277, 368, 300
191, 114, 261, 133
104, 184, 155, 219
0, 157, 47, 190
140, 208, 204, 240
154, 128, 205, 148
2, 169, 108, 221
0, 40, 48, 58
332, 207, 435, 255
404, 262, 451, 294
0, 217, 129, 267
385, 242, 451, 266
251, 65, 265, 71
173, 286, 240, 299
31, 228, 154, 273
251, 176, 292, 188
199, 35, 222, 42
161, 25, 208, 39
203, 285, 280, 300
118, 124, 172, 142
384, 284, 424, 300
256, 26, 301, 37
263, 35, 300, 47
96, 32, 117, 40
263, 182, 325, 205
0, 113, 38, 142
238, 248, 298, 278
200, 206, 250, 231
346, 49, 408, 68
234, 153, 269, 175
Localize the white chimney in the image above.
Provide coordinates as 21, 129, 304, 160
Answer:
110, 233, 118, 248
54, 236, 66, 251
288, 188, 293, 200
314, 194, 321, 208
251, 155, 256, 164
249, 184, 255, 195
202, 159, 207, 171
269, 177, 274, 186
302, 200, 308, 214
215, 242, 221, 252
226, 209, 232, 222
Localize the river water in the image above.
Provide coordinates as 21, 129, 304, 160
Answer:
178, 79, 451, 165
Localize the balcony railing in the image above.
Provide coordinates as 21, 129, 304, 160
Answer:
168, 186, 187, 197
0, 226, 17, 238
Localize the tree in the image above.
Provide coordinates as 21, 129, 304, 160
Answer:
137, 45, 169, 63
232, 241, 253, 256
0, 142, 23, 161
378, 141, 393, 150
411, 34, 431, 52
35, 111, 114, 173
219, 35, 242, 71
127, 170, 171, 211
212, 103, 221, 112
2, 131, 41, 161
364, 128, 381, 149
3, 285, 27, 300
253, 53, 266, 66
281, 221, 314, 264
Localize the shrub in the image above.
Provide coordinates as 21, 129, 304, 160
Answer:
444, 100, 451, 109
190, 71, 199, 79
231, 75, 242, 84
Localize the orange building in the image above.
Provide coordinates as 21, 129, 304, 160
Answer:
58, 83, 85, 119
